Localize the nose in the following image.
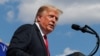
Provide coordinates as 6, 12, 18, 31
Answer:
52, 17, 57, 24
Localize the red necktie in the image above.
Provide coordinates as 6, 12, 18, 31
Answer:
44, 35, 50, 56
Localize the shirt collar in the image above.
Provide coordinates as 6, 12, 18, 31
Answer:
35, 22, 44, 37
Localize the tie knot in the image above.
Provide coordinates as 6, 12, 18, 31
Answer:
44, 35, 47, 39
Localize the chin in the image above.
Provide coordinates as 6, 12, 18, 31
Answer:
47, 27, 54, 33
47, 29, 52, 32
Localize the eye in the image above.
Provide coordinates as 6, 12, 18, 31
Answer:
49, 15, 58, 21
49, 15, 54, 18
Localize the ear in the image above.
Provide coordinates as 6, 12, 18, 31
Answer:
36, 16, 41, 22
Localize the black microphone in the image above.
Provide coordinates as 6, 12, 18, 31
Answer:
72, 24, 100, 56
71, 24, 94, 34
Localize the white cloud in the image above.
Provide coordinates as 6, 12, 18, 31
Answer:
7, 10, 14, 22
0, 38, 9, 46
0, 0, 8, 4
16, 0, 100, 24
58, 3, 100, 25
56, 48, 79, 56
0, 38, 2, 42
18, 0, 51, 23
5, 43, 9, 46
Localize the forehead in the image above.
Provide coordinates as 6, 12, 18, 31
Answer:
40, 11, 59, 20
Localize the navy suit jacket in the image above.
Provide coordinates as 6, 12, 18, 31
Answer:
7, 24, 48, 56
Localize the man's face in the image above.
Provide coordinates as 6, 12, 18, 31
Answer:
37, 10, 59, 34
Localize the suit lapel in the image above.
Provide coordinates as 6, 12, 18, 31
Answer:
33, 24, 48, 56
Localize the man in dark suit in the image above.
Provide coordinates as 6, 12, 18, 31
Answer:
7, 4, 63, 56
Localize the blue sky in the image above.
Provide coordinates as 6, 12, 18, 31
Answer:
0, 0, 100, 56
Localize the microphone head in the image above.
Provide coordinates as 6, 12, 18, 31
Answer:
71, 24, 80, 30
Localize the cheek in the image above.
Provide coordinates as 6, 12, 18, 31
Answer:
43, 18, 50, 25
42, 20, 49, 28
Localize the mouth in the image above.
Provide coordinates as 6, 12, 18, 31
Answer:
49, 24, 55, 29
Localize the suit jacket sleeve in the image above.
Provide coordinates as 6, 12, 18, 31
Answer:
7, 24, 33, 56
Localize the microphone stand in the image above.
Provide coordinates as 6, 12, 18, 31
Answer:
84, 25, 100, 56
